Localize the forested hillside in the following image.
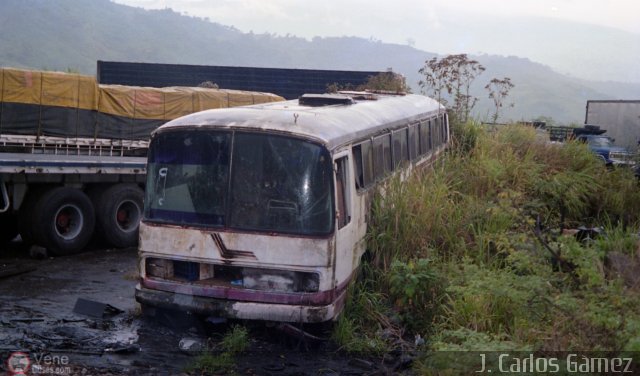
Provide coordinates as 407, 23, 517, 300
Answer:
0, 0, 638, 123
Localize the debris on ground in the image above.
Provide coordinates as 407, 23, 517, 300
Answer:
178, 337, 205, 353
73, 298, 124, 319
0, 247, 400, 375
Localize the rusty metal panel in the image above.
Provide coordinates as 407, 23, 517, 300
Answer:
135, 284, 347, 323
157, 94, 445, 151
138, 223, 332, 268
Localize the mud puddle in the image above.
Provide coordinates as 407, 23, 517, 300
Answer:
0, 245, 405, 375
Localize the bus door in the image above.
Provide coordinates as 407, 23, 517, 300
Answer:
333, 152, 356, 287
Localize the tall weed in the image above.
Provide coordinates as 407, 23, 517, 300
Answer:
339, 121, 640, 367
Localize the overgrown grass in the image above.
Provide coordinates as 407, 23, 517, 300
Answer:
186, 325, 249, 375
334, 121, 640, 372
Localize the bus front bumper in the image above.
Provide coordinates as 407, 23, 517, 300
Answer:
135, 284, 347, 323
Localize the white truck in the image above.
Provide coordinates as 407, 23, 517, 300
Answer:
0, 68, 282, 255
585, 100, 640, 150
0, 135, 148, 255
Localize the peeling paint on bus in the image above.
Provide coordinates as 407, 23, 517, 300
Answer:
135, 93, 449, 323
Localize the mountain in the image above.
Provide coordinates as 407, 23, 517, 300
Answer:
0, 0, 638, 124
405, 11, 640, 84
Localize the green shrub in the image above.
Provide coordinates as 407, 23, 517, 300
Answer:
331, 277, 393, 354
388, 258, 445, 331
221, 325, 249, 354
186, 352, 235, 375
344, 122, 640, 366
594, 223, 639, 257
389, 259, 437, 306
441, 260, 551, 342
185, 325, 248, 375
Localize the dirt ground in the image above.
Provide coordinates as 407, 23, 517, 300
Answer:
0, 242, 406, 375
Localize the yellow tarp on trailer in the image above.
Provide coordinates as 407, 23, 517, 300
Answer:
0, 68, 284, 140
1, 68, 43, 106
1, 68, 98, 110
164, 87, 200, 119
97, 85, 282, 120
42, 71, 98, 110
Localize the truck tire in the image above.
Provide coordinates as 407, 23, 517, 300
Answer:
0, 212, 19, 244
32, 187, 95, 256
93, 184, 144, 248
18, 186, 50, 247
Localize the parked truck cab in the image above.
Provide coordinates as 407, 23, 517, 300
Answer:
575, 134, 636, 166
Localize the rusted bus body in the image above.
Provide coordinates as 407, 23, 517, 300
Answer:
135, 92, 449, 323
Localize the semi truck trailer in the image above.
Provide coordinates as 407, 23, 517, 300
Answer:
585, 100, 640, 150
0, 68, 282, 255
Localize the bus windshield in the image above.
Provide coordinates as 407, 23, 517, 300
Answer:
145, 130, 334, 236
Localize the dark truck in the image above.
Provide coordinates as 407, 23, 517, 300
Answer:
545, 124, 636, 166
576, 134, 636, 166
573, 125, 636, 166
585, 100, 640, 151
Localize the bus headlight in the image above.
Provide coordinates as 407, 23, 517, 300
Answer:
300, 273, 320, 292
242, 268, 319, 293
144, 257, 320, 293
145, 257, 174, 279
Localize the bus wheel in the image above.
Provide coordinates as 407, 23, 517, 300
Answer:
0, 212, 19, 244
93, 184, 144, 248
32, 187, 95, 256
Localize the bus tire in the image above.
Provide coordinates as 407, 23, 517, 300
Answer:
32, 187, 95, 256
93, 184, 144, 248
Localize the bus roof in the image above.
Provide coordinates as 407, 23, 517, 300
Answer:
155, 93, 445, 150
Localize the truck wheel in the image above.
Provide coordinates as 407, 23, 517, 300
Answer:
18, 186, 49, 247
93, 184, 144, 248
32, 187, 95, 256
0, 212, 19, 244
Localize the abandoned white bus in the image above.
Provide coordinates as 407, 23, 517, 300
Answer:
135, 92, 449, 323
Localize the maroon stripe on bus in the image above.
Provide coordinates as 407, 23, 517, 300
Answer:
141, 273, 353, 306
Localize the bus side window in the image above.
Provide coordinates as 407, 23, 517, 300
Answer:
372, 136, 384, 180
419, 120, 429, 155
436, 116, 441, 146
373, 133, 391, 180
432, 118, 437, 148
352, 140, 374, 190
361, 140, 374, 187
443, 113, 449, 142
382, 135, 392, 175
335, 157, 351, 229
352, 144, 364, 190
409, 123, 419, 161
392, 128, 405, 169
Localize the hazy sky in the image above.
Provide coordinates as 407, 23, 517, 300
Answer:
113, 0, 640, 49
